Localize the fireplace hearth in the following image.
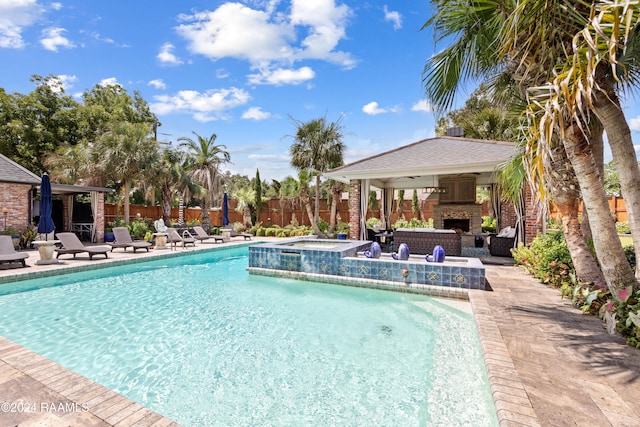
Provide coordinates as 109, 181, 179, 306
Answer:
444, 219, 470, 232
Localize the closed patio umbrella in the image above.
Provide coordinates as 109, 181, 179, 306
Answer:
223, 192, 229, 226
37, 174, 55, 240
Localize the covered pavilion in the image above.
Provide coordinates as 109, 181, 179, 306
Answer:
325, 134, 542, 245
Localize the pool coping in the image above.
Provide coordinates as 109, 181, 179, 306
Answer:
0, 240, 538, 426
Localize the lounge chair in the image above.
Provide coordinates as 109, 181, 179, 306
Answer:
55, 232, 110, 260
222, 226, 253, 240
109, 227, 152, 253
0, 235, 29, 268
192, 226, 225, 244
166, 228, 196, 249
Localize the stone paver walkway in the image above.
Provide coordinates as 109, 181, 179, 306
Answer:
478, 265, 640, 427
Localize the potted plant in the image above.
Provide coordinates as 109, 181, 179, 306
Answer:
19, 224, 38, 249
5, 226, 21, 249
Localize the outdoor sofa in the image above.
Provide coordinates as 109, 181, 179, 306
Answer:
393, 228, 462, 256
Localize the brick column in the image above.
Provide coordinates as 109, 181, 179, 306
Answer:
524, 185, 543, 244
348, 179, 361, 240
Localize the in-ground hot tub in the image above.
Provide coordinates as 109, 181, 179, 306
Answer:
248, 237, 487, 290
249, 238, 371, 275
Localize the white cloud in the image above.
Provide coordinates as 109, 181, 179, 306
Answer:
383, 5, 402, 30
50, 2, 63, 11
176, 0, 356, 85
148, 79, 167, 89
630, 116, 640, 131
40, 27, 75, 51
99, 77, 119, 86
49, 74, 77, 92
411, 99, 434, 113
362, 101, 388, 116
0, 0, 42, 48
248, 154, 289, 161
151, 87, 251, 122
242, 107, 271, 120
247, 66, 315, 86
157, 42, 183, 65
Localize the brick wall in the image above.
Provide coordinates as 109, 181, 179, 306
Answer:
348, 179, 361, 239
524, 185, 543, 244
0, 182, 32, 233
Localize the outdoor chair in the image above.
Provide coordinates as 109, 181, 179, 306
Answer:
109, 227, 152, 253
166, 227, 196, 249
222, 226, 253, 240
192, 226, 225, 244
488, 226, 517, 257
55, 232, 110, 260
0, 235, 29, 268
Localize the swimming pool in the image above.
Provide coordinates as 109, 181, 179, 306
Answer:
0, 246, 497, 426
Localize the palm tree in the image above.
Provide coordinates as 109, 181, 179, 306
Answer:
234, 186, 256, 227
178, 132, 231, 230
289, 115, 345, 237
280, 175, 300, 226
422, 0, 637, 294
94, 122, 159, 224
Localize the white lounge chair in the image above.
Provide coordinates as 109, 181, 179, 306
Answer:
55, 232, 110, 260
192, 226, 225, 244
166, 228, 196, 249
109, 227, 152, 253
0, 235, 29, 268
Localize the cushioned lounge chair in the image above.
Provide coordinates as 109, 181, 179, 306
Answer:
55, 232, 110, 260
222, 226, 253, 240
109, 227, 152, 253
192, 226, 225, 244
167, 227, 196, 249
0, 235, 29, 268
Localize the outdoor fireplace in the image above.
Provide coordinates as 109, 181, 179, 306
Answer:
434, 204, 483, 234
443, 218, 470, 232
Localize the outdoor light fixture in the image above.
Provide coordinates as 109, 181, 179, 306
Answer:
2, 208, 8, 232
423, 187, 447, 194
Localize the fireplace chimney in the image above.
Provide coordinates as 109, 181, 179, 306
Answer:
445, 126, 464, 137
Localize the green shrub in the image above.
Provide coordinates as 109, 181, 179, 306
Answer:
481, 216, 496, 232
366, 217, 381, 228
128, 220, 149, 239
616, 221, 631, 234
624, 244, 636, 270
256, 228, 265, 237
512, 231, 573, 288
317, 218, 329, 233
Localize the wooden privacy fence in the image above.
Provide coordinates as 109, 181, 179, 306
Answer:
548, 196, 627, 222
105, 198, 491, 228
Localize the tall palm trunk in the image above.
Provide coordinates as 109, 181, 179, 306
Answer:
580, 120, 604, 243
161, 184, 172, 225
562, 124, 638, 295
544, 145, 605, 284
314, 175, 321, 225
328, 181, 343, 234
300, 187, 325, 237
201, 197, 211, 230
593, 78, 640, 282
123, 179, 131, 224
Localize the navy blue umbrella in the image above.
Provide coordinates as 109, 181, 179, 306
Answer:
222, 192, 229, 226
37, 174, 55, 240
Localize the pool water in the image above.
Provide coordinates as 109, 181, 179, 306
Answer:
0, 247, 497, 426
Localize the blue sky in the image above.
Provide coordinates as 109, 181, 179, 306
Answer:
1, 1, 639, 182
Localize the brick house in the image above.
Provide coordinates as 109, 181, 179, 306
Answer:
325, 135, 543, 246
0, 154, 113, 243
